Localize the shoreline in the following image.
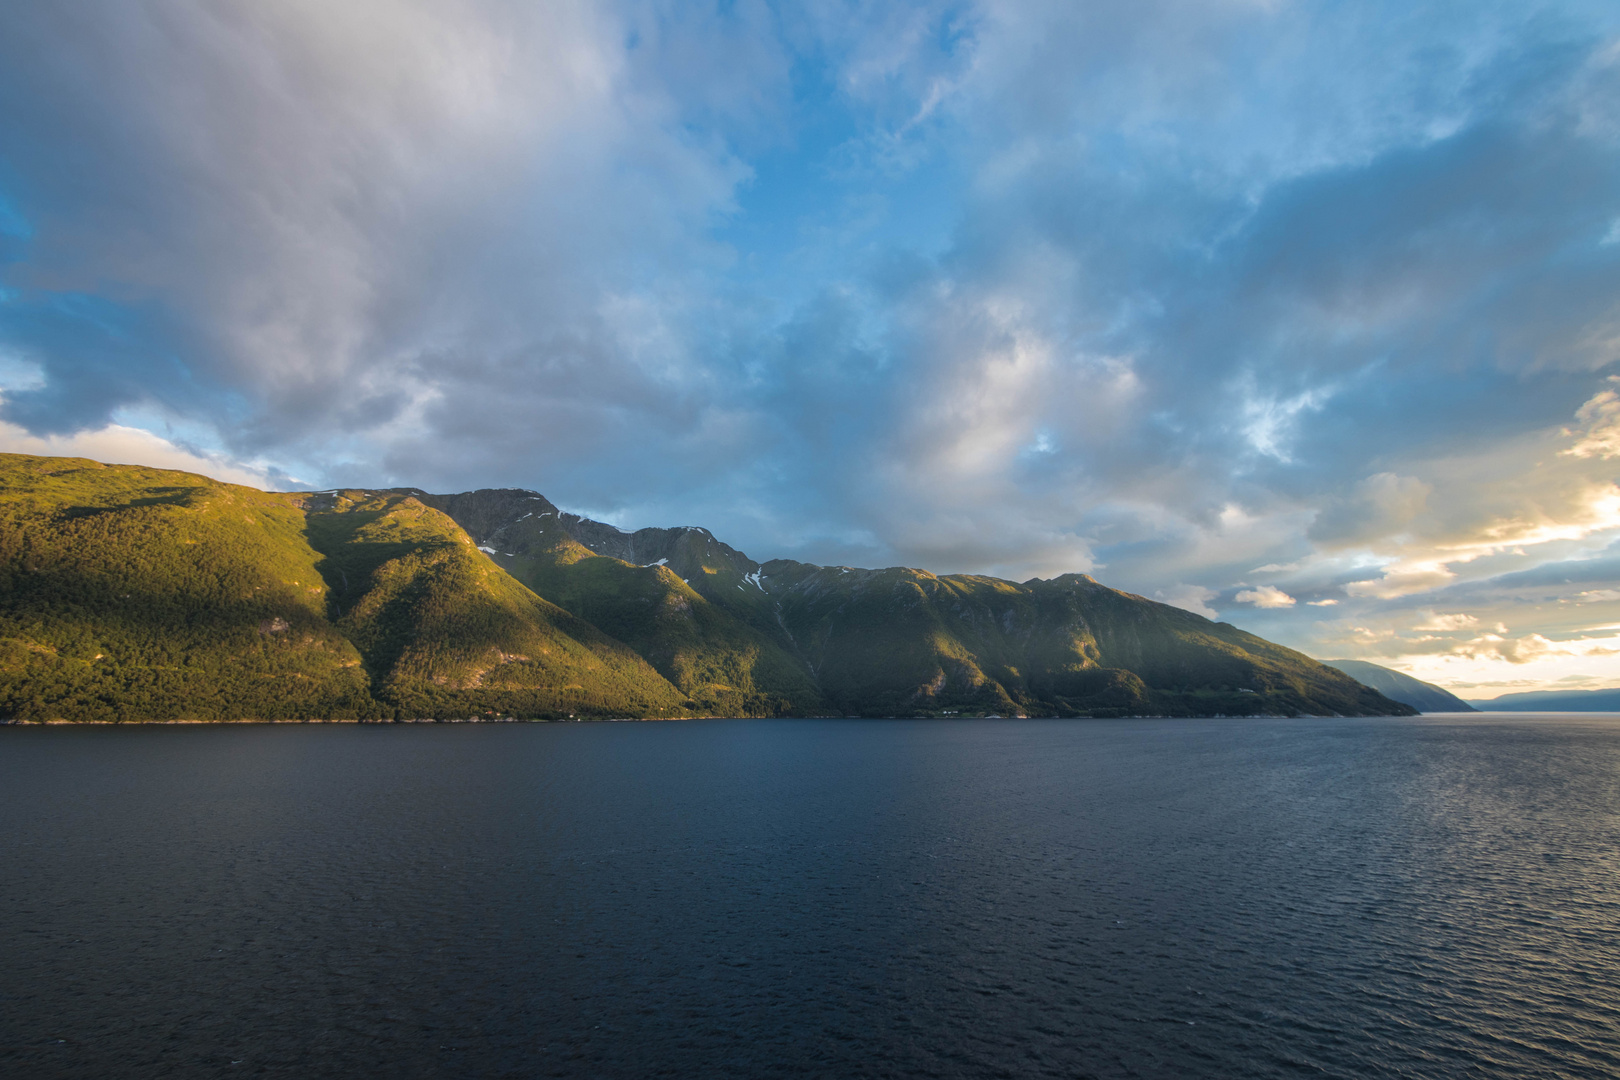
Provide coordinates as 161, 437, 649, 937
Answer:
0, 711, 1423, 725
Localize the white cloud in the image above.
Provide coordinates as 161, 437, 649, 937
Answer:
1345, 562, 1457, 599
1240, 384, 1334, 462
0, 0, 757, 463
1156, 583, 1218, 618
1453, 633, 1557, 664
1562, 378, 1620, 459
1413, 612, 1478, 632
0, 418, 274, 489
1234, 584, 1296, 608
1579, 588, 1620, 602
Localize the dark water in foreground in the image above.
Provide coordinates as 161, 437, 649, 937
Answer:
3, 716, 1619, 1079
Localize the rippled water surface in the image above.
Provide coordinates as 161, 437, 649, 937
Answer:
4, 715, 1620, 1078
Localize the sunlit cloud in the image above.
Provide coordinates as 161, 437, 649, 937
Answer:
1579, 588, 1620, 602
1562, 378, 1620, 459
0, 413, 278, 489
1235, 585, 1296, 608
1413, 612, 1478, 632
1346, 562, 1457, 600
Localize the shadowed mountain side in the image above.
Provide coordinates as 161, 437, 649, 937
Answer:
411, 488, 823, 716
416, 487, 1411, 718
1323, 660, 1478, 713
1467, 688, 1620, 711
758, 562, 1408, 718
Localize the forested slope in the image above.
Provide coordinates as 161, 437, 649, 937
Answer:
0, 456, 685, 721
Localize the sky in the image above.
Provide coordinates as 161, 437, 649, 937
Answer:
3, 1, 1620, 698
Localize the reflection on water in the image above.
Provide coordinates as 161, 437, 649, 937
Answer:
3, 715, 1618, 1078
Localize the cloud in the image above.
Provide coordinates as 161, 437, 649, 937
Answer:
1234, 585, 1296, 608
1346, 563, 1458, 600
1309, 473, 1431, 547
1317, 612, 1620, 696
0, 414, 276, 489
1562, 377, 1620, 458
2, 1, 1620, 698
1156, 583, 1218, 618
0, 0, 757, 461
1580, 588, 1620, 602
1413, 612, 1478, 632
1453, 633, 1558, 664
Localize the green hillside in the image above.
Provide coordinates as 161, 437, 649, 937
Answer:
0, 456, 685, 721
413, 489, 823, 716
0, 455, 374, 721
304, 490, 688, 719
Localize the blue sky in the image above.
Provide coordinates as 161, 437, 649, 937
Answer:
3, 0, 1620, 697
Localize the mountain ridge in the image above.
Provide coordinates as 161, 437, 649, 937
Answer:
1322, 659, 1478, 713
1467, 687, 1620, 711
416, 483, 1410, 719
0, 454, 1415, 721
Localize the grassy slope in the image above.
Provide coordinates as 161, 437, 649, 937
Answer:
0, 455, 374, 721
0, 456, 687, 721
306, 490, 688, 719
415, 489, 823, 716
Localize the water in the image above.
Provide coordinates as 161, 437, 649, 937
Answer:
2, 715, 1619, 1079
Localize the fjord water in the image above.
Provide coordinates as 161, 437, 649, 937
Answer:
3, 718, 1618, 1079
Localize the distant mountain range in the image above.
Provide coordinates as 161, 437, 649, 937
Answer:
1322, 660, 1478, 713
0, 453, 1414, 722
1468, 688, 1620, 711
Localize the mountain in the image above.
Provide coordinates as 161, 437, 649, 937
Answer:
0, 455, 685, 722
1468, 688, 1620, 711
301, 489, 686, 719
1322, 660, 1477, 713
0, 453, 1415, 721
753, 563, 1404, 718
419, 486, 1412, 719
412, 488, 823, 717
